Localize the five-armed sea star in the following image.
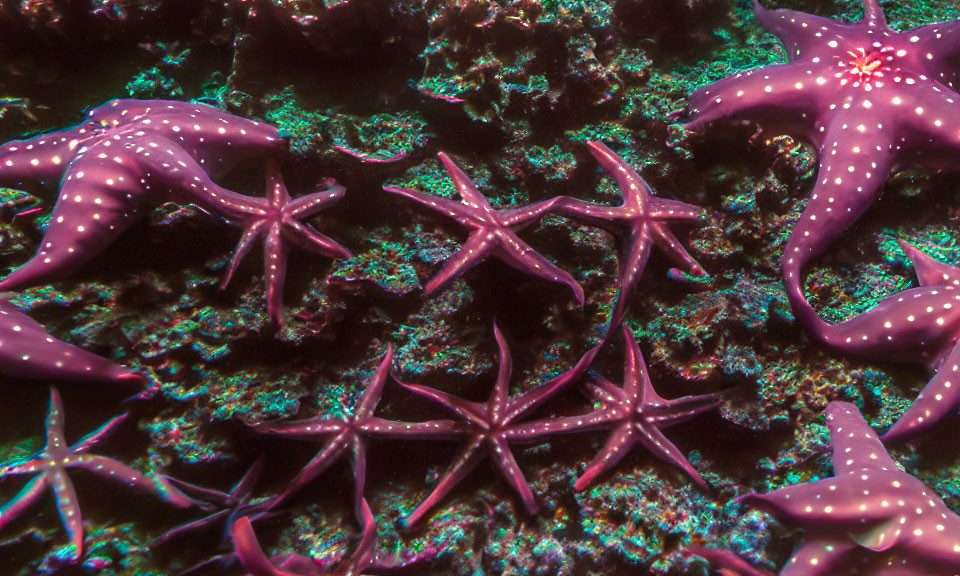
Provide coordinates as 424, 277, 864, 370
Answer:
394, 324, 600, 528
682, 0, 960, 335
554, 141, 710, 333
384, 152, 584, 304
0, 98, 284, 291
0, 388, 194, 561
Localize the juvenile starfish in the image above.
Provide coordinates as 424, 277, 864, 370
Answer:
554, 141, 709, 333
738, 401, 960, 575
0, 299, 142, 384
383, 152, 584, 304
230, 498, 434, 576
0, 388, 194, 561
0, 98, 284, 291
515, 326, 719, 491
217, 158, 351, 326
395, 324, 600, 528
681, 0, 960, 329
252, 345, 464, 519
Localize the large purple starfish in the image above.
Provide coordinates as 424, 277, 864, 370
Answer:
737, 401, 960, 575
0, 299, 142, 384
554, 141, 709, 333
395, 324, 599, 528
0, 388, 194, 561
515, 326, 719, 491
383, 152, 584, 304
251, 345, 464, 519
681, 0, 960, 329
0, 98, 284, 291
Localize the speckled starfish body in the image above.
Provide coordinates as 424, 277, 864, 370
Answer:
218, 159, 351, 326
682, 0, 960, 326
384, 152, 584, 304
514, 326, 719, 491
0, 299, 141, 384
252, 345, 464, 520
554, 141, 709, 332
0, 98, 284, 291
739, 402, 960, 575
0, 388, 194, 561
395, 324, 600, 528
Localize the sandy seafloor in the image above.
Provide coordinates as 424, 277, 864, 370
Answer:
0, 0, 959, 574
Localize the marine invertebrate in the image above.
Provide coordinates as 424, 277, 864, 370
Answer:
0, 299, 141, 384
394, 324, 600, 528
0, 388, 194, 561
384, 152, 584, 304
554, 141, 709, 333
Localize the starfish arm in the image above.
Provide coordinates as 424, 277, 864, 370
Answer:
634, 422, 710, 489
254, 417, 345, 438
163, 476, 232, 507
402, 437, 485, 529
382, 186, 474, 222
647, 393, 722, 428
497, 197, 561, 230
346, 497, 378, 571
0, 128, 76, 188
884, 341, 960, 442
489, 323, 512, 421
551, 196, 624, 235
220, 220, 267, 290
355, 346, 393, 419
779, 538, 857, 576
436, 152, 494, 214
489, 438, 538, 514
270, 434, 349, 509
286, 183, 346, 219
585, 141, 655, 202
621, 326, 646, 398
264, 159, 289, 209
607, 228, 653, 331
0, 474, 49, 532
574, 423, 635, 492
69, 413, 128, 454
897, 239, 960, 287
649, 198, 705, 223
752, 0, 865, 61
360, 416, 467, 440
263, 223, 289, 326
824, 402, 900, 473
651, 223, 709, 279
231, 517, 298, 576
0, 457, 48, 476
506, 407, 618, 439
154, 510, 232, 546
908, 22, 960, 86
682, 546, 775, 576
283, 219, 352, 260
586, 374, 627, 405
50, 468, 84, 560
504, 343, 602, 424
740, 477, 893, 531
46, 388, 68, 450
422, 233, 496, 297
395, 380, 486, 427
495, 232, 584, 305
351, 437, 368, 521
77, 455, 194, 508
231, 457, 265, 500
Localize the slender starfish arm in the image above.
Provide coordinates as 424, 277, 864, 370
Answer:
0, 474, 48, 531
645, 393, 721, 428
154, 509, 232, 545
652, 224, 709, 280
263, 223, 289, 326
162, 476, 232, 507
682, 546, 775, 576
436, 152, 494, 211
354, 347, 393, 418
634, 423, 710, 490
51, 469, 84, 559
359, 417, 467, 440
422, 233, 496, 297
897, 239, 960, 287
69, 413, 128, 454
231, 517, 299, 576
220, 220, 267, 289
503, 343, 602, 423
286, 183, 346, 219
253, 417, 344, 438
504, 406, 615, 440
489, 438, 538, 514
752, 0, 866, 61
573, 422, 635, 492
383, 186, 475, 222
551, 196, 624, 235
284, 219, 352, 259
0, 457, 48, 476
498, 197, 562, 230
79, 455, 194, 508
607, 228, 653, 332
0, 129, 75, 187
269, 434, 349, 509
402, 437, 485, 529
351, 437, 367, 521
739, 478, 892, 531
825, 402, 901, 473
495, 232, 585, 305
649, 198, 705, 223
395, 379, 487, 426
883, 340, 960, 442
231, 457, 265, 501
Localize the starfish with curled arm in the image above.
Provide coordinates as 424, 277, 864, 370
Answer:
512, 326, 719, 492
0, 98, 283, 291
383, 152, 584, 304
681, 0, 960, 334
553, 141, 710, 333
0, 388, 194, 562
217, 158, 351, 326
251, 345, 465, 520
394, 323, 600, 529
0, 299, 142, 384
732, 401, 960, 575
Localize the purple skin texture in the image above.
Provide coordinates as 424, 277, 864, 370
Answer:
383, 152, 584, 304
251, 345, 464, 521
0, 299, 142, 384
0, 98, 284, 291
513, 326, 719, 492
217, 158, 352, 326
394, 323, 601, 529
681, 546, 775, 576
681, 0, 960, 343
736, 401, 960, 575
554, 141, 710, 334
0, 388, 194, 562
230, 497, 434, 576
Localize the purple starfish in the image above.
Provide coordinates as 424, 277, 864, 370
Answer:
737, 401, 960, 575
514, 326, 719, 491
554, 141, 710, 332
0, 299, 142, 384
0, 98, 284, 291
681, 0, 960, 330
395, 324, 600, 528
217, 158, 351, 326
383, 152, 584, 304
0, 388, 194, 561
251, 345, 464, 519
789, 240, 960, 442
230, 497, 434, 576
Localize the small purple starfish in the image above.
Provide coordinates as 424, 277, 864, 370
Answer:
217, 158, 351, 326
0, 98, 284, 291
514, 326, 719, 491
0, 299, 142, 384
251, 345, 464, 519
395, 324, 600, 528
0, 388, 194, 561
383, 152, 584, 304
554, 141, 710, 333
681, 0, 960, 330
230, 497, 434, 576
738, 401, 960, 575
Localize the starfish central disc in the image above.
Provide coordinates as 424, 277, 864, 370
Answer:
842, 47, 894, 87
